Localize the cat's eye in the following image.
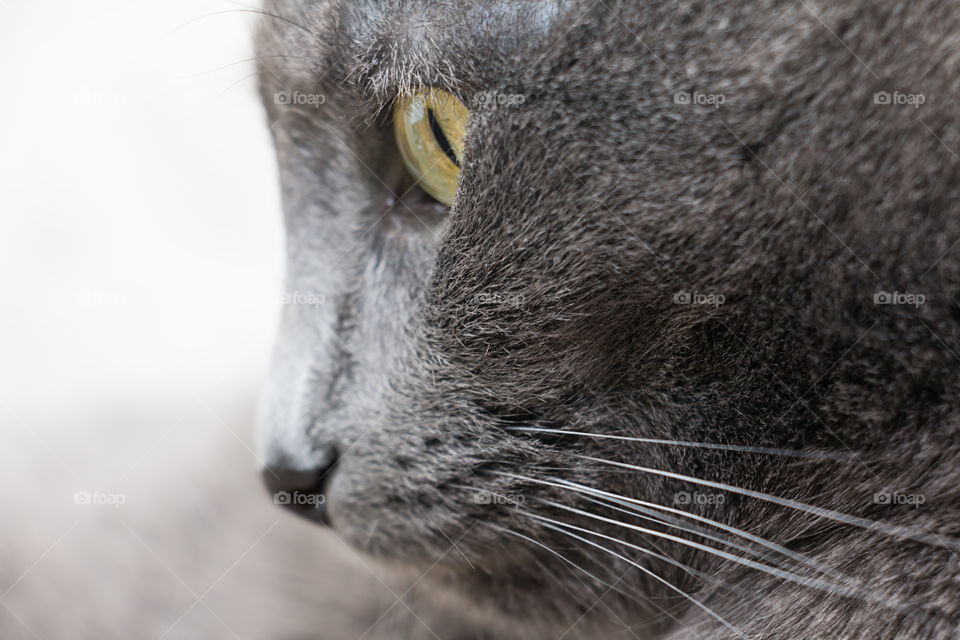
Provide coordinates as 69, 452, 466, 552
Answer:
394, 88, 469, 207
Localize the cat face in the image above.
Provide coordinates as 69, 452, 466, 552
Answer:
256, 1, 960, 636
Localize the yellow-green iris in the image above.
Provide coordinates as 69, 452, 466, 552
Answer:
394, 89, 470, 207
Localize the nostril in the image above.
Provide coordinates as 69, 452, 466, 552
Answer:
263, 468, 323, 493
261, 451, 338, 526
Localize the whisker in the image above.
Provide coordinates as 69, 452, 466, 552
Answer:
509, 426, 825, 458
470, 485, 747, 615
169, 54, 316, 80
165, 8, 318, 40
525, 511, 751, 640
577, 494, 790, 573
504, 474, 941, 623
555, 478, 843, 580
502, 512, 717, 588
573, 454, 960, 550
491, 524, 686, 627
532, 499, 914, 615
477, 491, 701, 629
496, 473, 840, 581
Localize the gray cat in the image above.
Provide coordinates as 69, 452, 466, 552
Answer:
255, 1, 960, 638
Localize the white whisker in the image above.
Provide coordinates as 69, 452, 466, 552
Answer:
496, 472, 840, 581
527, 512, 751, 640
533, 499, 914, 614
509, 426, 825, 458
492, 524, 685, 626
556, 479, 841, 580
503, 473, 937, 621
480, 493, 701, 629
573, 454, 960, 550
578, 494, 789, 573
472, 485, 752, 611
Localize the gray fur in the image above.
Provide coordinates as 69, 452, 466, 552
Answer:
256, 1, 960, 637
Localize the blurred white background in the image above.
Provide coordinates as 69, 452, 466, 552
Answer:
0, 0, 282, 413
0, 3, 447, 638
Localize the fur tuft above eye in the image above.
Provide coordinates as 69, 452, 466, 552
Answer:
394, 88, 469, 207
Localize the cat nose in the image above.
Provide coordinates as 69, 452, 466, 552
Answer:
261, 451, 337, 526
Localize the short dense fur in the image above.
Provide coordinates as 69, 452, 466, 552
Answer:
256, 1, 960, 637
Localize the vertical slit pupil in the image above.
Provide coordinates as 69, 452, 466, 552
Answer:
427, 108, 460, 168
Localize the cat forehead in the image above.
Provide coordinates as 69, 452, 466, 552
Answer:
259, 0, 578, 99
341, 0, 569, 41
